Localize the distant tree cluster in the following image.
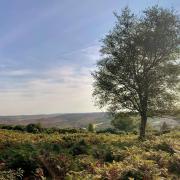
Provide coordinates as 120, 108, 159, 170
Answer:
0, 123, 85, 134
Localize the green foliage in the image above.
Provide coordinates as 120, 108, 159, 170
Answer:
160, 122, 170, 134
70, 140, 89, 156
13, 125, 25, 131
0, 129, 179, 179
155, 141, 175, 154
0, 125, 14, 130
0, 169, 24, 180
88, 123, 95, 132
4, 144, 39, 177
168, 154, 180, 175
26, 123, 42, 133
92, 6, 180, 138
93, 144, 114, 162
39, 153, 73, 179
0, 123, 86, 135
111, 113, 138, 132
97, 128, 120, 134
172, 109, 180, 121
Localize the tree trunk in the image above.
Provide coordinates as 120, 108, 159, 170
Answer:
139, 112, 147, 139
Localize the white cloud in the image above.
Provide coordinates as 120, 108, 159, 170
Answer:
0, 65, 99, 115
58, 44, 100, 64
0, 43, 101, 115
81, 45, 100, 62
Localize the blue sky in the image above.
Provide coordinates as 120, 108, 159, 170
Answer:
0, 0, 179, 115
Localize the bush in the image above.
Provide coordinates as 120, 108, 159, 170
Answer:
13, 125, 25, 131
168, 154, 180, 175
160, 122, 170, 134
155, 141, 175, 154
97, 128, 118, 134
2, 144, 39, 177
111, 113, 138, 132
93, 145, 114, 162
58, 128, 85, 134
39, 153, 73, 179
97, 128, 128, 135
88, 123, 95, 132
0, 125, 14, 130
26, 123, 42, 133
70, 140, 89, 156
0, 169, 24, 180
121, 169, 144, 180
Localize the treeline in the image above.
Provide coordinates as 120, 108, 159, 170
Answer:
0, 119, 179, 136
0, 123, 133, 135
0, 123, 139, 135
0, 123, 85, 134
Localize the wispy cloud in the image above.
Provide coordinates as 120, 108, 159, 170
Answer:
0, 69, 32, 77
0, 65, 98, 115
0, 45, 100, 115
59, 44, 100, 62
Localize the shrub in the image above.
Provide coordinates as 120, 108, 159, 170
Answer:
97, 128, 117, 134
26, 123, 42, 133
88, 123, 95, 132
0, 125, 14, 130
168, 154, 180, 175
155, 141, 175, 154
111, 113, 138, 132
93, 145, 114, 162
39, 154, 73, 179
0, 169, 24, 180
8, 154, 38, 177
13, 125, 25, 131
5, 144, 39, 177
70, 140, 89, 156
58, 128, 85, 134
121, 169, 144, 180
160, 122, 170, 134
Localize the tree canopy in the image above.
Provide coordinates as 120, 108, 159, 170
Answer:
92, 6, 180, 138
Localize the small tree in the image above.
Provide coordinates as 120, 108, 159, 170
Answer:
111, 113, 137, 132
26, 123, 42, 133
92, 6, 180, 139
13, 125, 25, 131
88, 123, 95, 132
160, 122, 169, 133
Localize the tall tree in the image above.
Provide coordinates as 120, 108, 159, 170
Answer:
92, 6, 180, 139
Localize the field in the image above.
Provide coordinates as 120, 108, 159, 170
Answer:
0, 129, 179, 179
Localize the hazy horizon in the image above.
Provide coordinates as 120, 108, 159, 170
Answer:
0, 0, 179, 115
0, 111, 107, 116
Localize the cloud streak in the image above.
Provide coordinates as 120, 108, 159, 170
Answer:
0, 66, 98, 115
0, 45, 100, 115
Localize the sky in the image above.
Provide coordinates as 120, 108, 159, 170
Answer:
0, 0, 179, 115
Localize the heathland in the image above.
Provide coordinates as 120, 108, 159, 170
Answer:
0, 128, 179, 179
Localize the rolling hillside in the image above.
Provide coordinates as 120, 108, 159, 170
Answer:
0, 112, 111, 129
0, 112, 179, 130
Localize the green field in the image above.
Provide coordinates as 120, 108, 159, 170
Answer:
0, 129, 179, 179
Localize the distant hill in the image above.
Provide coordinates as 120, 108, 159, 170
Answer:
0, 112, 179, 130
148, 116, 180, 129
0, 112, 112, 129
